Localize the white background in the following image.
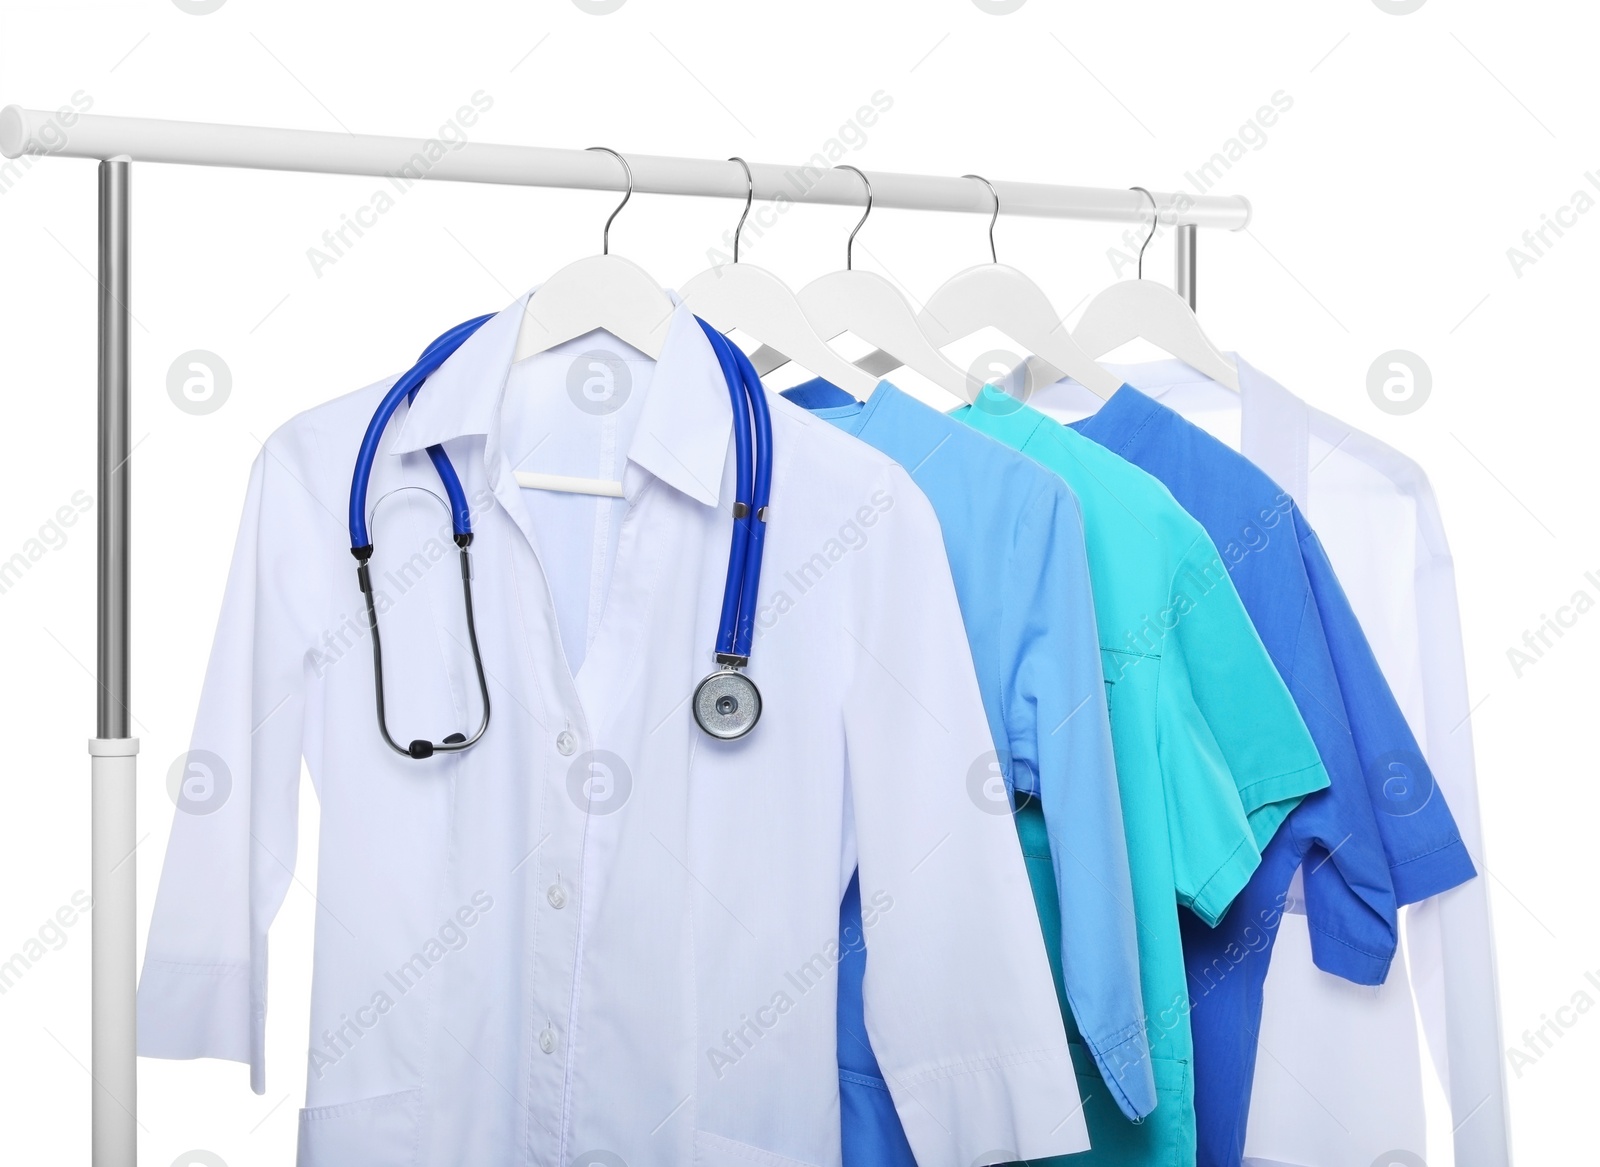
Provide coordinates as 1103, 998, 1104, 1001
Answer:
0, 1, 1595, 1163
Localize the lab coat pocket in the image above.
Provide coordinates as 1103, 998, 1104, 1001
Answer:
296, 1086, 423, 1167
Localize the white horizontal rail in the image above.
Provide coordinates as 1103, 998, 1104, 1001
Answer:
0, 105, 1251, 230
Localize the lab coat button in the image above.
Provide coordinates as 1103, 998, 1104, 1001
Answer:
539, 1028, 557, 1054
556, 731, 577, 756
547, 884, 566, 909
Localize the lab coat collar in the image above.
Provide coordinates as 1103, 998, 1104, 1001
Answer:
389, 289, 734, 510
389, 291, 529, 456
1234, 355, 1310, 502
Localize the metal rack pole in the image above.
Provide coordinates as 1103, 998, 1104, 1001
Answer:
91, 156, 137, 1167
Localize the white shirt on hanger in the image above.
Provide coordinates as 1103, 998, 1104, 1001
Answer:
136, 294, 1087, 1167
1031, 357, 1509, 1167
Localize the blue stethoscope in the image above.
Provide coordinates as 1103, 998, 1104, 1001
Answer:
348, 314, 773, 759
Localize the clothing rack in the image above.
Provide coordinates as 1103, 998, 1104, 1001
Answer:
0, 104, 1249, 1167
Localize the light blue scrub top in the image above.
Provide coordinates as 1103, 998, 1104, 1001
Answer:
784, 379, 1152, 1166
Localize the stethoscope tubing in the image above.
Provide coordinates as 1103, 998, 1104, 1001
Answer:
695, 321, 774, 663
349, 315, 495, 760
349, 313, 495, 552
726, 339, 773, 660
351, 311, 773, 756
696, 320, 756, 662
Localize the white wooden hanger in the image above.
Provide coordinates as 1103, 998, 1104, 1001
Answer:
750, 164, 973, 403
1071, 186, 1239, 392
514, 147, 674, 363
512, 147, 675, 496
679, 158, 879, 400
859, 174, 1123, 401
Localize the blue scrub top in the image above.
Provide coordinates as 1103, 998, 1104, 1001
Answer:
1069, 385, 1478, 1167
784, 379, 1153, 1163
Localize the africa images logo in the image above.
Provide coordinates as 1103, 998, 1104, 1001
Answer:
567, 750, 633, 815
567, 349, 633, 416
167, 350, 232, 415
168, 750, 233, 816
1367, 350, 1431, 415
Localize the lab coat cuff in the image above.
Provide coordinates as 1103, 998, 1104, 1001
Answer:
891, 1043, 1089, 1164
1389, 836, 1478, 906
1307, 925, 1395, 986
136, 958, 263, 1092
1081, 1021, 1158, 1120
1188, 835, 1261, 928
1236, 760, 1330, 852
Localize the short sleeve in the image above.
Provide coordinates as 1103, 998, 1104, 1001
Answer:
1153, 614, 1262, 927
1159, 534, 1330, 924
1299, 525, 1477, 903
1006, 483, 1153, 1121
1171, 535, 1329, 846
1205, 502, 1406, 984
1268, 584, 1398, 983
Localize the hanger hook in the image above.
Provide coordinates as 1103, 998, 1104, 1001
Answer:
962, 174, 1000, 264
586, 146, 633, 255
834, 164, 872, 271
1129, 186, 1158, 279
728, 156, 754, 263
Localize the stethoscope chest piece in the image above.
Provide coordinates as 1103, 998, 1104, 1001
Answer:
693, 666, 762, 740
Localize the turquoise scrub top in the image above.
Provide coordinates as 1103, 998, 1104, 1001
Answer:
956, 390, 1330, 1167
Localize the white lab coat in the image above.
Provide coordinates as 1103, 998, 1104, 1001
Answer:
137, 296, 1086, 1167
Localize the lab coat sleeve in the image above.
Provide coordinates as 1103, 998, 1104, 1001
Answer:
136, 440, 327, 1094
1405, 495, 1511, 1167
1005, 482, 1153, 1121
843, 464, 1086, 1167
